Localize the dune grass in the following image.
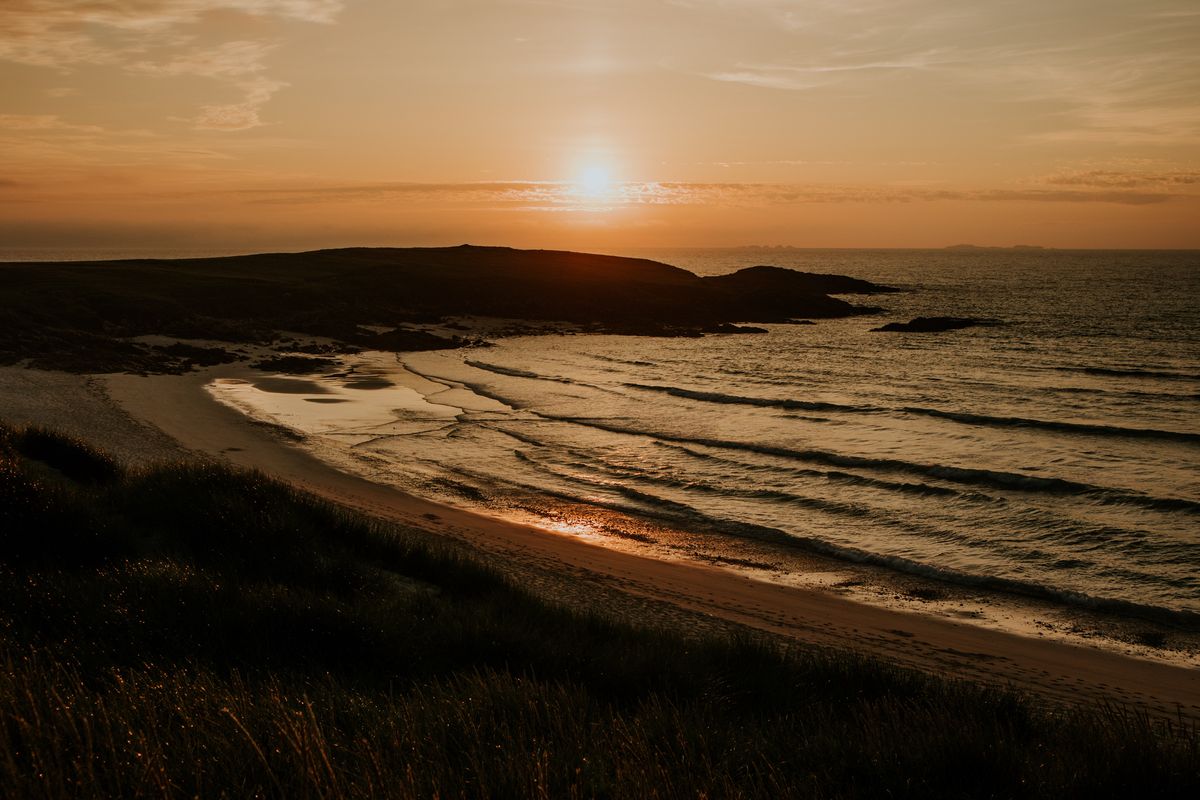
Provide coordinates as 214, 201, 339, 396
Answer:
0, 421, 1196, 798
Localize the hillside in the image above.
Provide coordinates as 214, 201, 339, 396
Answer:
1, 422, 1194, 798
0, 246, 894, 373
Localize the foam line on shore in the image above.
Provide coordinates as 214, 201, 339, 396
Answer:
508, 445, 1198, 626
547, 415, 1200, 514
99, 367, 1200, 715
625, 382, 1198, 443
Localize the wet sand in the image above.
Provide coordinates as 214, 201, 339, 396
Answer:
97, 366, 1200, 723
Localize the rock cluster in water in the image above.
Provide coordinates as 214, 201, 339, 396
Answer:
872, 317, 998, 333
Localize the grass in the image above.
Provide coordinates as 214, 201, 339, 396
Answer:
0, 420, 1197, 798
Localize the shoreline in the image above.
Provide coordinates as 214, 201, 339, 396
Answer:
204, 350, 1200, 664
102, 366, 1200, 722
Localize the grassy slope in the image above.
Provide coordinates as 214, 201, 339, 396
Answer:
1, 422, 1196, 799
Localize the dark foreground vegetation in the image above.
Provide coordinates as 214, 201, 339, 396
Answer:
1, 421, 1196, 798
0, 246, 895, 373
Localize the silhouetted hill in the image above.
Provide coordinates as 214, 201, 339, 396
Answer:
704, 265, 898, 319
0, 245, 894, 373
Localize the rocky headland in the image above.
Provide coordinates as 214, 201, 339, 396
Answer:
0, 245, 896, 373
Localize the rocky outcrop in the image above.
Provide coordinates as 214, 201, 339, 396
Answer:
872, 317, 998, 333
1, 245, 898, 372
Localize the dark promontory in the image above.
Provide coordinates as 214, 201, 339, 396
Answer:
0, 245, 895, 373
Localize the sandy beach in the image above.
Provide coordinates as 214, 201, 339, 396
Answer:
7, 4, 1199, 789
93, 367, 1200, 723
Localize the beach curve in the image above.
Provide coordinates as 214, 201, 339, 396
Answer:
104, 367, 1200, 723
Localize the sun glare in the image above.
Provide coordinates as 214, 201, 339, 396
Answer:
577, 166, 612, 197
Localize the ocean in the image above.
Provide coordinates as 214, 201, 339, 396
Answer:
207, 248, 1199, 643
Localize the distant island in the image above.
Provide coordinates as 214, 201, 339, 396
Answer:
0, 245, 897, 374
944, 244, 1050, 251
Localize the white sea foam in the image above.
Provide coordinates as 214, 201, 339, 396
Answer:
210, 249, 1200, 630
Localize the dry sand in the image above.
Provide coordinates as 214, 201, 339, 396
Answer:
0, 366, 187, 464
95, 367, 1200, 724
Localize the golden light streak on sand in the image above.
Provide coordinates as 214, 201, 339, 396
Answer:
105, 367, 1200, 724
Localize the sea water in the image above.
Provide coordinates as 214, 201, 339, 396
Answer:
210, 248, 1200, 636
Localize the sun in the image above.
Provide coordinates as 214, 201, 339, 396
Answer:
577, 166, 612, 197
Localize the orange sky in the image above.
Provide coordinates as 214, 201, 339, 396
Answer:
2, 1, 1198, 252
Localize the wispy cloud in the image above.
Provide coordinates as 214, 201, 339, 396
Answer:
673, 0, 1200, 146
0, 1, 344, 130
705, 48, 955, 92
0, 114, 110, 134
222, 180, 1188, 210
128, 40, 278, 80
189, 78, 284, 131
0, 114, 234, 185
1042, 167, 1200, 189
